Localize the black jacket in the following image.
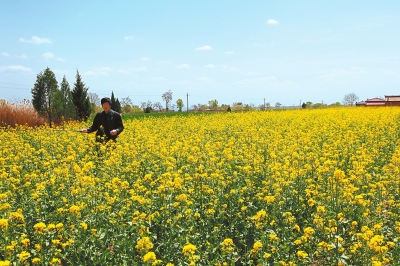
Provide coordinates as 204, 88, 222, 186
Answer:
86, 110, 124, 141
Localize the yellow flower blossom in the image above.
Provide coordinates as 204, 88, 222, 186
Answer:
33, 222, 46, 232
182, 243, 197, 256
0, 219, 8, 230
136, 237, 154, 253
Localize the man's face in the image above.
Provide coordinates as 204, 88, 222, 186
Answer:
102, 102, 111, 112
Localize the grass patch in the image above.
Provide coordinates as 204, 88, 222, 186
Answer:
122, 111, 218, 120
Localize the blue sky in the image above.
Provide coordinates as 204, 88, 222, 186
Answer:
1, 1, 399, 107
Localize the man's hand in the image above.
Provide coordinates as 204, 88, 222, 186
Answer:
110, 130, 118, 136
81, 129, 88, 133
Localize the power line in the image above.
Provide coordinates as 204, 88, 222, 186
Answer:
0, 86, 30, 91
0, 82, 31, 86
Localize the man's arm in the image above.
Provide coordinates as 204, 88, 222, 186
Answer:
82, 113, 100, 133
110, 113, 124, 136
115, 113, 124, 134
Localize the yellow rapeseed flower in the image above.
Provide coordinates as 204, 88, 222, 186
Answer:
182, 243, 197, 256
0, 219, 8, 230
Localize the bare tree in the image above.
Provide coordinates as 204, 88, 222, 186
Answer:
146, 100, 152, 108
191, 104, 198, 111
140, 102, 147, 110
275, 102, 281, 108
120, 96, 133, 108
162, 90, 173, 111
196, 103, 208, 111
153, 102, 163, 111
342, 93, 359, 106
88, 92, 100, 106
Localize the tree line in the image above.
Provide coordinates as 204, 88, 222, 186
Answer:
31, 67, 362, 124
31, 67, 91, 127
30, 67, 126, 127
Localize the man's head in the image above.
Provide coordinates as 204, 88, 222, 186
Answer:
101, 97, 112, 112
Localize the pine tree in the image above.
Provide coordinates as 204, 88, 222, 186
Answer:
115, 98, 121, 113
31, 71, 46, 116
71, 70, 91, 121
53, 76, 76, 120
110, 91, 121, 113
111, 91, 116, 108
31, 67, 58, 127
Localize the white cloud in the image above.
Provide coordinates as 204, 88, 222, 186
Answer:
316, 67, 366, 82
235, 76, 276, 85
176, 64, 190, 69
151, 77, 167, 81
43, 52, 55, 59
16, 54, 28, 59
197, 77, 213, 82
195, 45, 212, 51
124, 35, 134, 40
83, 67, 111, 77
0, 65, 31, 73
222, 65, 240, 72
206, 64, 215, 68
378, 69, 396, 76
140, 57, 151, 61
242, 72, 261, 76
131, 66, 147, 71
266, 19, 279, 25
118, 70, 130, 74
19, 36, 52, 44
84, 71, 96, 76
259, 76, 277, 81
96, 67, 111, 76
225, 51, 234, 55
42, 52, 65, 61
2, 52, 10, 57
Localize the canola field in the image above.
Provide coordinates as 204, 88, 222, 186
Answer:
0, 108, 400, 266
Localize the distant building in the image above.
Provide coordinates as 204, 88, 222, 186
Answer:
366, 97, 385, 106
356, 100, 366, 106
384, 95, 400, 106
356, 95, 400, 107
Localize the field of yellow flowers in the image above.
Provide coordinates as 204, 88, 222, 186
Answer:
1, 108, 399, 265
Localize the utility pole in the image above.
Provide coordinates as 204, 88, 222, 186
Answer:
186, 93, 189, 112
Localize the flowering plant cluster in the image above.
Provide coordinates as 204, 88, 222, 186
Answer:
0, 108, 399, 265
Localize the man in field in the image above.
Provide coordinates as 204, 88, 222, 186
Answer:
81, 97, 124, 142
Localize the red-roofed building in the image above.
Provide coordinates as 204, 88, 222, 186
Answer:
384, 95, 400, 106
366, 97, 385, 106
356, 95, 400, 107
